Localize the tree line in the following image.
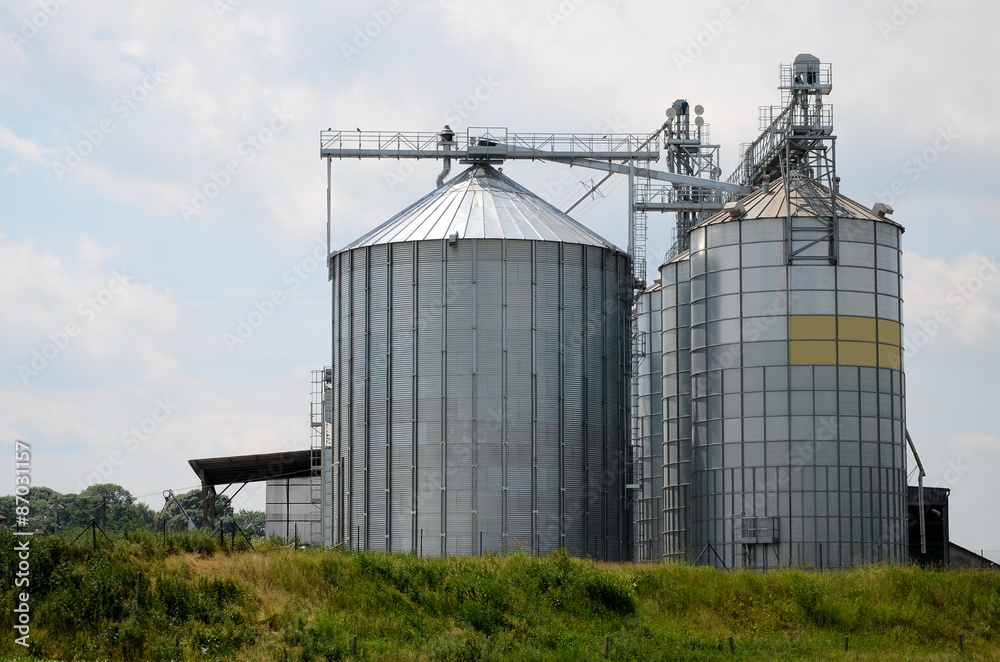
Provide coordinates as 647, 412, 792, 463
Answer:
0, 483, 265, 537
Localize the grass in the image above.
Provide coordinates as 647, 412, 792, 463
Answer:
1, 527, 998, 661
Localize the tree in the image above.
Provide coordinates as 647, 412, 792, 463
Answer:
77, 484, 156, 531
0, 486, 62, 533
0, 484, 155, 534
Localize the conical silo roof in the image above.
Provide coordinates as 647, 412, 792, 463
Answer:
699, 177, 903, 227
340, 164, 620, 251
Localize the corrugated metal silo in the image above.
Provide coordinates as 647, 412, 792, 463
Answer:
659, 254, 693, 561
661, 178, 908, 568
634, 283, 663, 561
329, 164, 632, 559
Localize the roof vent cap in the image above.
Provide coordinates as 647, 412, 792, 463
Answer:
872, 203, 894, 218
724, 201, 746, 218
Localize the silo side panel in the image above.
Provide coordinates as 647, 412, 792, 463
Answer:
445, 240, 475, 555
415, 240, 444, 552
505, 240, 535, 551
661, 255, 692, 561
368, 243, 388, 551
390, 242, 415, 551
350, 249, 367, 549
536, 241, 562, 554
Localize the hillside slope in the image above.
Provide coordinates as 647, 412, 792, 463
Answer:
1, 530, 998, 661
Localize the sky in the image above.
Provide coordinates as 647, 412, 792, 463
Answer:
1, 0, 998, 554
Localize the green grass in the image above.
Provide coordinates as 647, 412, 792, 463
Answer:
1, 528, 998, 661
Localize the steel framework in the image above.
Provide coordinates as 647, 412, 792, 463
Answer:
318, 55, 843, 559
727, 55, 839, 264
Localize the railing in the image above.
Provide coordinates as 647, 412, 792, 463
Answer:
727, 102, 835, 188
634, 183, 727, 207
319, 128, 660, 160
741, 516, 779, 544
320, 130, 442, 153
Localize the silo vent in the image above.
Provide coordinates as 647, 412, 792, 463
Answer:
872, 202, 894, 218
724, 201, 745, 218
448, 231, 459, 245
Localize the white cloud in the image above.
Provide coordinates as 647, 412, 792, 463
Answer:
902, 250, 1000, 348
948, 432, 1000, 453
0, 123, 49, 163
0, 232, 315, 510
2, 0, 1000, 544
0, 233, 179, 382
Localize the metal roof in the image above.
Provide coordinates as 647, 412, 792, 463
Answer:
339, 164, 621, 251
701, 177, 903, 228
663, 249, 691, 265
188, 450, 313, 486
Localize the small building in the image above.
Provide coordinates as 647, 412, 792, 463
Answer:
189, 449, 321, 546
907, 486, 950, 565
906, 486, 997, 568
265, 475, 320, 545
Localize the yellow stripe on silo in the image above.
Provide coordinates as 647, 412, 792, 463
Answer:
789, 315, 836, 340
879, 344, 902, 369
878, 319, 902, 345
787, 315, 902, 368
838, 341, 878, 366
790, 340, 837, 364
838, 316, 878, 342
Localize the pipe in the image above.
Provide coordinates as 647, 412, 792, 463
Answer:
905, 430, 927, 555
565, 118, 671, 214
165, 489, 197, 531
436, 125, 455, 187
436, 157, 451, 188
326, 156, 332, 278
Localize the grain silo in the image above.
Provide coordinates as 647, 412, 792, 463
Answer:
633, 283, 664, 560
658, 253, 693, 562
315, 54, 913, 566
327, 164, 632, 559
656, 177, 908, 568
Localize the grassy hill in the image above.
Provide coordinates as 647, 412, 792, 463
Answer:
1, 528, 999, 661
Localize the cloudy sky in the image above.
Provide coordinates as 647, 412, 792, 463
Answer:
2, 0, 998, 553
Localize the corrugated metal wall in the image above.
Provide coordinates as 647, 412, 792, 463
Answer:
266, 477, 322, 546
330, 237, 631, 559
660, 257, 693, 561
679, 216, 907, 569
634, 286, 664, 561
